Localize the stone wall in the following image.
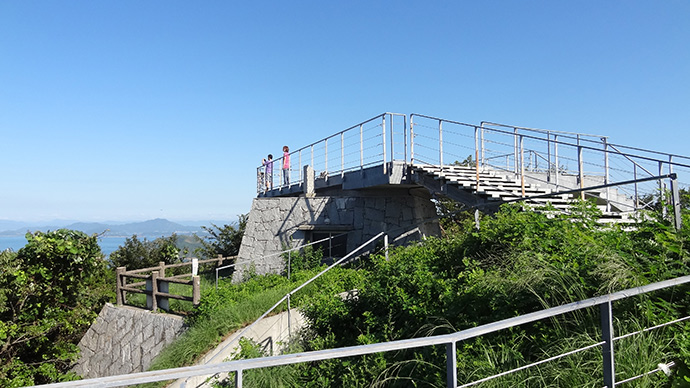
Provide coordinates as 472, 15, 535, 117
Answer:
73, 303, 186, 378
234, 187, 440, 280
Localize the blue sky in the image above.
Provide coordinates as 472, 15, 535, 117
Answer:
1, 1, 688, 223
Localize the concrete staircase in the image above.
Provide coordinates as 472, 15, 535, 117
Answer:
411, 164, 636, 222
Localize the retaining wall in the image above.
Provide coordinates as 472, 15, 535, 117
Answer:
73, 303, 186, 378
234, 187, 440, 281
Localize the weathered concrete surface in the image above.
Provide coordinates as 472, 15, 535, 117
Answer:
234, 187, 440, 281
73, 303, 186, 378
169, 308, 306, 388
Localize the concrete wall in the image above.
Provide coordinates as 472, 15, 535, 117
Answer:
234, 187, 440, 280
73, 303, 186, 379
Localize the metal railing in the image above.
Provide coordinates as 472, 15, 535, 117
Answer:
37, 274, 690, 388
256, 112, 408, 194
410, 114, 690, 218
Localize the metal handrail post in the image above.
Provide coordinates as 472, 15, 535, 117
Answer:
520, 135, 525, 197
310, 145, 314, 174
403, 114, 408, 164
439, 120, 444, 174
446, 341, 458, 388
359, 124, 364, 170
634, 164, 639, 210
514, 127, 519, 176
474, 126, 480, 190
382, 115, 387, 174
481, 123, 486, 167
410, 115, 415, 164
660, 161, 667, 218
235, 370, 243, 388
578, 135, 584, 200
554, 134, 560, 190
600, 301, 616, 388
547, 132, 551, 183
288, 294, 292, 339
299, 150, 302, 184
604, 138, 610, 212
389, 113, 394, 164
324, 138, 328, 177
670, 173, 682, 230
341, 132, 345, 178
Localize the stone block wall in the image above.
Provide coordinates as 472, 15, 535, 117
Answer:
233, 187, 440, 280
73, 303, 186, 378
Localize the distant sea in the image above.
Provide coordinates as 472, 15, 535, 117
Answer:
0, 235, 128, 256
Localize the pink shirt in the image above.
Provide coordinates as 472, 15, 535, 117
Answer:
283, 152, 290, 169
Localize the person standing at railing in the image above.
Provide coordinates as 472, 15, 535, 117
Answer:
282, 145, 290, 186
263, 154, 273, 191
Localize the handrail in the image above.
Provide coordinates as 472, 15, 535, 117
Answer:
36, 274, 690, 388
205, 231, 385, 364
257, 112, 408, 194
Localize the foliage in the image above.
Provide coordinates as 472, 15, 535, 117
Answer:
294, 200, 690, 387
283, 244, 324, 274
0, 229, 111, 387
109, 234, 180, 270
196, 215, 248, 260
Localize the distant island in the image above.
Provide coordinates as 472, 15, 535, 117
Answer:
0, 218, 229, 238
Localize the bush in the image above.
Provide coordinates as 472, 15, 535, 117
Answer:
0, 230, 111, 386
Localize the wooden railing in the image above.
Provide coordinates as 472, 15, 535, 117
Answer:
115, 255, 235, 312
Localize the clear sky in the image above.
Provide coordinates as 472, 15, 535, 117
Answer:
1, 1, 688, 223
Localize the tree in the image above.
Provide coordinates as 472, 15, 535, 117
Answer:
109, 234, 180, 270
196, 214, 248, 259
0, 229, 111, 387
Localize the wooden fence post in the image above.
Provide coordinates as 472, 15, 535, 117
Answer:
159, 261, 166, 278
146, 271, 159, 311
116, 267, 125, 306
193, 275, 201, 306
217, 254, 223, 267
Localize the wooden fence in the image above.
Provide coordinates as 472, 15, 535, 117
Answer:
115, 256, 235, 312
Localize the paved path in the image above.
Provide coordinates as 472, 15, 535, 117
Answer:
169, 308, 305, 388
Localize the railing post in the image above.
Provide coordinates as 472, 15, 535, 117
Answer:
446, 341, 457, 388
299, 149, 302, 184
287, 293, 292, 339
382, 115, 387, 174
659, 161, 667, 218
481, 123, 485, 167
159, 261, 166, 278
670, 173, 682, 230
578, 135, 584, 200
520, 135, 525, 197
235, 370, 243, 388
116, 267, 125, 306
341, 131, 345, 178
147, 270, 159, 311
514, 127, 519, 176
634, 164, 639, 210
311, 144, 314, 174
384, 234, 389, 261
474, 126, 480, 191
546, 131, 551, 183
410, 116, 415, 164
389, 113, 395, 163
192, 275, 201, 306
325, 138, 329, 179
288, 249, 291, 280
359, 124, 364, 170
604, 138, 610, 213
439, 120, 443, 174
554, 134, 560, 190
600, 301, 616, 388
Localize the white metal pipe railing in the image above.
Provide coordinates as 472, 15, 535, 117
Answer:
37, 275, 690, 388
